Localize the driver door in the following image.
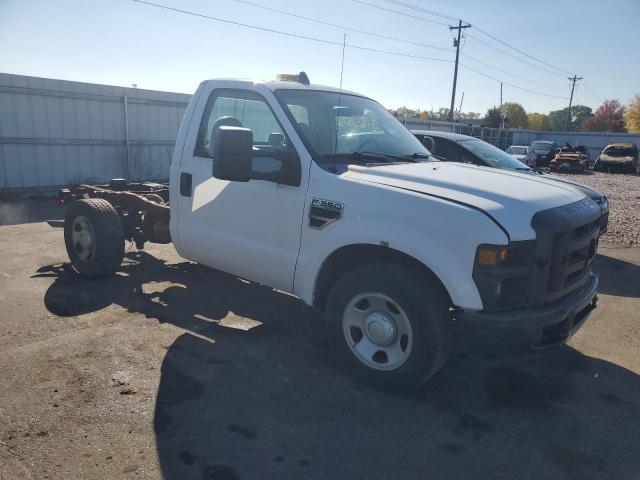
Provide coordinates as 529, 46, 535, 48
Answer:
176, 88, 305, 292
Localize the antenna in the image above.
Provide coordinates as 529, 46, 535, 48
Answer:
339, 33, 346, 92
334, 34, 347, 155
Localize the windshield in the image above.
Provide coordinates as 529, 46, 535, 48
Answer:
604, 146, 636, 157
274, 89, 431, 165
460, 139, 531, 170
508, 146, 528, 155
531, 141, 552, 151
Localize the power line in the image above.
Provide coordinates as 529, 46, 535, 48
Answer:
582, 80, 603, 105
380, 0, 458, 21
131, 0, 574, 103
132, 0, 340, 46
232, 0, 568, 98
460, 54, 567, 93
358, 0, 575, 78
350, 0, 450, 26
473, 26, 574, 76
230, 0, 452, 52
466, 34, 566, 78
346, 43, 452, 62
131, 0, 452, 62
459, 63, 570, 99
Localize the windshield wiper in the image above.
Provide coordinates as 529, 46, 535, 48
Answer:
320, 151, 416, 164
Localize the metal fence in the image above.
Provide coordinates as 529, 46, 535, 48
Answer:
0, 73, 190, 191
397, 117, 513, 150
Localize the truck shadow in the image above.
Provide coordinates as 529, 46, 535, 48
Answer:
35, 252, 640, 480
592, 253, 640, 298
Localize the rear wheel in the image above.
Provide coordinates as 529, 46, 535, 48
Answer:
64, 199, 124, 278
325, 263, 451, 392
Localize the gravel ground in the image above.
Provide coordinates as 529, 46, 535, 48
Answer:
554, 171, 640, 247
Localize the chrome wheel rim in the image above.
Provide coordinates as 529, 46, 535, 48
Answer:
342, 292, 413, 371
71, 216, 96, 262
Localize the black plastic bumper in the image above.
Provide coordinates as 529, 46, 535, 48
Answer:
458, 273, 598, 352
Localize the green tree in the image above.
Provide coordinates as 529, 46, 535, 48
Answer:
501, 102, 528, 128
527, 113, 550, 131
624, 95, 640, 133
483, 106, 501, 127
548, 105, 592, 131
428, 107, 451, 121
390, 106, 419, 118
580, 100, 626, 132
459, 111, 481, 120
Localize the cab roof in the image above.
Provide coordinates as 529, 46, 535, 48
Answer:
203, 77, 364, 98
261, 80, 363, 97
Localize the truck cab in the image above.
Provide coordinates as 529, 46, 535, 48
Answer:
61, 73, 601, 391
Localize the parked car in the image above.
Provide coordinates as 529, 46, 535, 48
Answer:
54, 74, 602, 391
412, 131, 608, 234
550, 144, 590, 173
529, 140, 560, 167
594, 143, 639, 173
506, 145, 531, 163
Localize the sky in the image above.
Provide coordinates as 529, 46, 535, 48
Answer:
1, 0, 638, 116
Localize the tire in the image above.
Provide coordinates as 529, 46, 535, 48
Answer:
325, 262, 452, 392
64, 199, 125, 278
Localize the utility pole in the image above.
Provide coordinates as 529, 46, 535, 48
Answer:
566, 75, 582, 130
448, 20, 471, 122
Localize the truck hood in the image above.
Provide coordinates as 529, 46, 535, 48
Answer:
344, 162, 587, 241
601, 153, 634, 163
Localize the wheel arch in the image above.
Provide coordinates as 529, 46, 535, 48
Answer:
312, 243, 453, 312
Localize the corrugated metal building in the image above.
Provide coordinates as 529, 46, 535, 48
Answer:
0, 73, 190, 191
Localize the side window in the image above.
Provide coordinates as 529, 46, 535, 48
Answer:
196, 89, 293, 177
432, 139, 460, 162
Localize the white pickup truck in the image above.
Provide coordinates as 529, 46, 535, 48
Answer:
58, 73, 601, 391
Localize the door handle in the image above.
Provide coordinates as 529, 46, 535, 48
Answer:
180, 173, 192, 197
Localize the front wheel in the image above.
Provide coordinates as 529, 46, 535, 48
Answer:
325, 263, 452, 392
64, 199, 125, 278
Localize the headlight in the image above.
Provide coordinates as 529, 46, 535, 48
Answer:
473, 242, 535, 310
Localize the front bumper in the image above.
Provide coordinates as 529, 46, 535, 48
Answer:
458, 273, 598, 352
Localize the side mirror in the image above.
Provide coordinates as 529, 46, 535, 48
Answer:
212, 126, 253, 182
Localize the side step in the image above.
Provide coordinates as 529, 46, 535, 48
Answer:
46, 220, 65, 228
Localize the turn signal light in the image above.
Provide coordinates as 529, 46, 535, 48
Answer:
476, 246, 508, 266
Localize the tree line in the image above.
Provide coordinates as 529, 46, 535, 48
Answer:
390, 95, 640, 133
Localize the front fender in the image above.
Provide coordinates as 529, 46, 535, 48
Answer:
294, 180, 508, 310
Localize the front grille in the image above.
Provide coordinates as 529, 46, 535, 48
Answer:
531, 197, 601, 305
547, 221, 599, 293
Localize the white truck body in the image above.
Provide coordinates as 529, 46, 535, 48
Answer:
169, 78, 588, 311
